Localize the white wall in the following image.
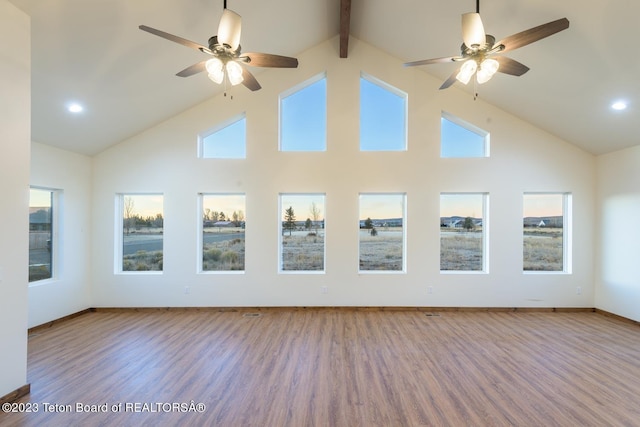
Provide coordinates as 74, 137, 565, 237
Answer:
595, 145, 640, 322
0, 0, 30, 398
29, 143, 92, 328
91, 37, 596, 308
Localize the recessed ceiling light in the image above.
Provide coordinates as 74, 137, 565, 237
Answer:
611, 101, 627, 111
68, 103, 84, 113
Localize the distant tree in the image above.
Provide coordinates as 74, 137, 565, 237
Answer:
204, 208, 211, 221
370, 227, 378, 236
211, 211, 219, 222
284, 206, 296, 236
153, 213, 163, 228
123, 197, 135, 235
219, 212, 226, 222
309, 202, 322, 234
364, 217, 373, 230
463, 216, 475, 231
305, 218, 312, 230
232, 210, 245, 227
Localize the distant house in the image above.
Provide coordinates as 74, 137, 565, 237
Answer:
538, 220, 546, 227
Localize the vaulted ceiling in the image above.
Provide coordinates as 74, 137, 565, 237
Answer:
10, 0, 640, 156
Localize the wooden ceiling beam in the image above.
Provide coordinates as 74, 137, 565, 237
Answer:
339, 0, 351, 58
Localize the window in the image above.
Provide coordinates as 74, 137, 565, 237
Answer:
199, 113, 246, 158
441, 112, 489, 158
523, 193, 571, 273
440, 193, 488, 272
279, 194, 325, 272
119, 194, 164, 272
280, 74, 327, 151
200, 194, 245, 272
359, 193, 406, 272
360, 73, 407, 151
29, 187, 58, 282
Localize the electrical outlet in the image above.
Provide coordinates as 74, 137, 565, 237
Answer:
576, 286, 582, 295
184, 286, 191, 294
320, 286, 328, 294
427, 286, 433, 294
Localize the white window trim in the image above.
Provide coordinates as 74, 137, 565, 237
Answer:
358, 192, 407, 274
278, 72, 327, 152
278, 193, 327, 274
115, 193, 164, 275
360, 72, 408, 152
439, 192, 489, 274
197, 112, 247, 159
441, 111, 490, 158
522, 192, 572, 275
28, 186, 62, 286
197, 192, 246, 275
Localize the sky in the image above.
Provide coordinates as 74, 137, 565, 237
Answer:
280, 77, 326, 151
123, 194, 163, 217
359, 194, 404, 220
280, 194, 325, 221
202, 194, 246, 219
360, 76, 406, 151
441, 116, 487, 158
440, 193, 484, 218
201, 115, 246, 158
523, 193, 563, 217
29, 188, 52, 208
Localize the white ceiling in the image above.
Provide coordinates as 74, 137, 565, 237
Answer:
9, 0, 640, 156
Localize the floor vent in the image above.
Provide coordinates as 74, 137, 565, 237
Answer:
424, 313, 441, 317
243, 313, 262, 318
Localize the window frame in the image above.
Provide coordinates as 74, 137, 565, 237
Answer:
358, 192, 407, 274
359, 72, 408, 152
279, 73, 327, 152
440, 111, 490, 158
28, 186, 61, 285
198, 193, 246, 274
115, 193, 164, 275
198, 112, 247, 159
522, 192, 572, 274
439, 192, 489, 274
278, 193, 327, 274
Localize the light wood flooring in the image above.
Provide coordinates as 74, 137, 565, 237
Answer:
2, 308, 640, 426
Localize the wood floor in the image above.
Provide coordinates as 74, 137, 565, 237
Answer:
2, 308, 640, 426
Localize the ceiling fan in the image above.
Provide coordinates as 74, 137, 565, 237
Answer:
139, 0, 298, 92
404, 0, 569, 90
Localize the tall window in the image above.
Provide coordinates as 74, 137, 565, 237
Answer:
280, 74, 327, 151
29, 187, 57, 282
523, 193, 571, 272
441, 112, 489, 158
119, 194, 164, 272
440, 193, 488, 272
199, 113, 246, 159
200, 194, 245, 272
359, 193, 406, 272
360, 73, 407, 151
279, 194, 325, 272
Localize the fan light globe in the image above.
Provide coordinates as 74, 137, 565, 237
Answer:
462, 13, 485, 48
218, 9, 242, 51
226, 61, 244, 86
456, 60, 478, 85
476, 58, 499, 84
206, 58, 224, 84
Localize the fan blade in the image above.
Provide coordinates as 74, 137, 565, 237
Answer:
218, 9, 242, 51
439, 67, 461, 90
240, 53, 298, 68
462, 13, 486, 47
176, 60, 208, 77
403, 56, 459, 67
494, 56, 529, 76
495, 18, 569, 53
241, 67, 261, 91
139, 25, 210, 53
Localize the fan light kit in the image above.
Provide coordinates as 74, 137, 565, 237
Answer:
139, 1, 298, 95
404, 0, 569, 95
